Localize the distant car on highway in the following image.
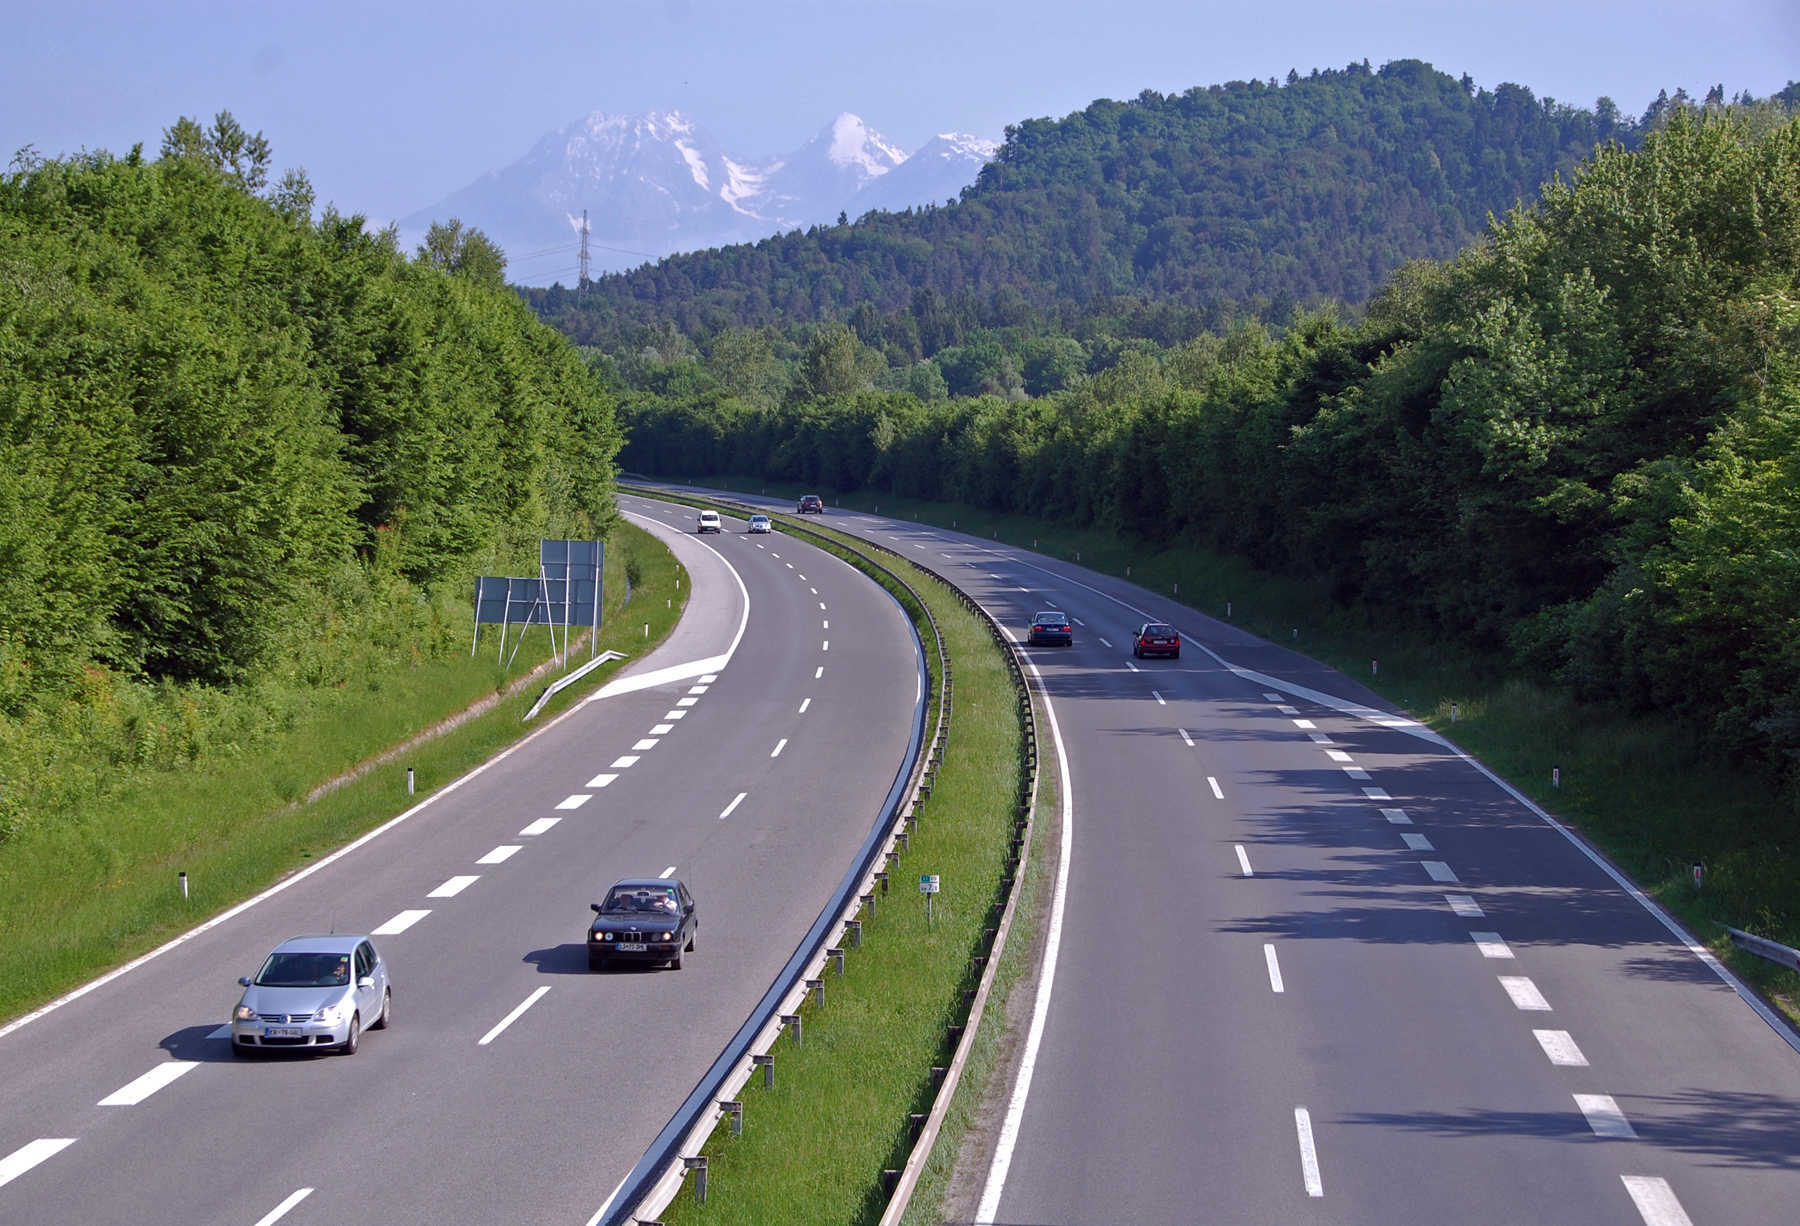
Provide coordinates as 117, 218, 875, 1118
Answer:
231, 934, 390, 1056
747, 514, 773, 534
1028, 611, 1074, 646
589, 878, 698, 971
797, 494, 824, 514
696, 510, 722, 533
1132, 622, 1181, 659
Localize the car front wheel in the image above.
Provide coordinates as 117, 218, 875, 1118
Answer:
670, 947, 684, 970
371, 988, 391, 1030
340, 1013, 360, 1056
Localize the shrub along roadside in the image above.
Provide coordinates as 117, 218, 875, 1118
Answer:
0, 522, 685, 1025
636, 501, 1024, 1226
696, 476, 1800, 1027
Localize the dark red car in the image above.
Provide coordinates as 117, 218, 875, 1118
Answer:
1132, 622, 1180, 659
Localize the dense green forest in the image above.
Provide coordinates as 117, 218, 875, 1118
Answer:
612, 107, 1800, 805
531, 60, 1721, 351
0, 116, 623, 841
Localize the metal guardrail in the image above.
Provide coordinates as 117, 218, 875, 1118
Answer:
602, 489, 949, 1226
522, 650, 628, 720
1726, 925, 1800, 973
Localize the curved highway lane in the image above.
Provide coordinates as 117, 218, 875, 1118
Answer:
0, 496, 919, 1226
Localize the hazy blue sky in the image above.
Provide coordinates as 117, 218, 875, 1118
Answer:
6, 0, 1795, 231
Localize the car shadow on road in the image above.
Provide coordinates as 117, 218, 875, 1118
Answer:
524, 943, 599, 975
159, 1023, 238, 1063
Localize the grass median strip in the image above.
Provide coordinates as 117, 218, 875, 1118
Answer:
0, 522, 687, 1026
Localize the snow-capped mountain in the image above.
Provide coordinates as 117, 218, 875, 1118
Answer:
398, 110, 996, 284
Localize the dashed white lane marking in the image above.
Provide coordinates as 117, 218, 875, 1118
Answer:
1621, 1176, 1694, 1226
1017, 585, 1029, 592
1445, 893, 1484, 918
1381, 807, 1412, 824
556, 794, 592, 810
1535, 1029, 1589, 1066
771, 738, 788, 758
251, 1188, 314, 1226
1152, 690, 1166, 706
770, 553, 780, 559
1470, 931, 1514, 959
700, 673, 718, 683
1125, 660, 1139, 672
1422, 861, 1458, 883
1308, 732, 1333, 744
1363, 787, 1392, 800
687, 685, 709, 694
1235, 845, 1254, 877
819, 601, 827, 610
798, 698, 812, 714
785, 562, 794, 569
1208, 777, 1224, 799
1264, 944, 1285, 993
815, 666, 824, 679
428, 875, 480, 898
1276, 705, 1300, 716
797, 575, 806, 582
587, 772, 618, 788
610, 755, 641, 769
676, 697, 698, 707
98, 1060, 199, 1106
942, 552, 954, 559
810, 587, 818, 595
659, 865, 677, 878
0, 1139, 75, 1190
1401, 832, 1434, 851
719, 792, 747, 820
1343, 766, 1371, 780
823, 619, 830, 629
631, 738, 659, 751
373, 909, 430, 935
663, 710, 686, 720
1262, 691, 1284, 700
650, 723, 673, 735
1073, 617, 1086, 627
1499, 976, 1552, 1010
1294, 1107, 1324, 1197
477, 845, 522, 865
1326, 749, 1354, 763
520, 817, 561, 836
1098, 637, 1113, 647
479, 986, 551, 1047
1179, 729, 1194, 747
1293, 718, 1316, 729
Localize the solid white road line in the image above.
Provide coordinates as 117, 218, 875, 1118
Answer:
479, 986, 551, 1047
1152, 690, 1166, 705
1499, 976, 1552, 1010
1235, 845, 1255, 877
1208, 777, 1224, 799
556, 794, 592, 810
99, 1060, 199, 1106
477, 845, 522, 865
1294, 1107, 1324, 1197
1401, 832, 1434, 851
771, 738, 788, 758
1534, 1029, 1589, 1066
799, 697, 812, 713
719, 792, 747, 820
586, 772, 619, 788
1621, 1176, 1694, 1226
610, 755, 641, 768
1574, 1094, 1637, 1138
1380, 807, 1412, 824
1178, 729, 1194, 746
520, 817, 561, 836
251, 1188, 315, 1226
0, 1139, 75, 1190
1470, 931, 1515, 959
660, 865, 677, 878
1422, 861, 1459, 883
428, 875, 480, 898
1444, 893, 1484, 918
631, 738, 660, 751
1264, 944, 1285, 993
372, 909, 431, 936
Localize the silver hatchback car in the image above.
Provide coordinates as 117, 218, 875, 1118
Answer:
231, 934, 391, 1056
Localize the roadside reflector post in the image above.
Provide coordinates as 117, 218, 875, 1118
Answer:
1693, 862, 1705, 891
683, 1156, 707, 1204
1372, 659, 1379, 676
1226, 601, 1232, 617
644, 623, 649, 639
1174, 582, 1179, 596
1553, 766, 1561, 788
1451, 703, 1460, 723
752, 1052, 774, 1088
178, 871, 188, 900
406, 767, 415, 795
721, 1100, 742, 1136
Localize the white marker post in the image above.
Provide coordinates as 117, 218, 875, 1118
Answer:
920, 873, 940, 927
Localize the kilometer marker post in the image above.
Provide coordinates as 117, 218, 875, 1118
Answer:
921, 873, 940, 927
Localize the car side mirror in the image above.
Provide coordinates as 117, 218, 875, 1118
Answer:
238, 976, 252, 988
591, 902, 602, 913
358, 976, 375, 990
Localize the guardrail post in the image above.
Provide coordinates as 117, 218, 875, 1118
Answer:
806, 977, 825, 1007
862, 890, 876, 917
683, 1156, 708, 1203
828, 946, 845, 975
753, 1052, 774, 1089
875, 870, 889, 895
845, 918, 862, 948
720, 1099, 743, 1136
781, 1013, 803, 1047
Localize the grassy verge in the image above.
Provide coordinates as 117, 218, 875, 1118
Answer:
655, 512, 1023, 1226
0, 521, 688, 1024
687, 475, 1800, 1027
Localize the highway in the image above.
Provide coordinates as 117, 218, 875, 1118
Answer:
697, 491, 1800, 1226
0, 495, 921, 1226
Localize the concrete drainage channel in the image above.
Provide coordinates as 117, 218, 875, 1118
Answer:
609, 487, 1039, 1226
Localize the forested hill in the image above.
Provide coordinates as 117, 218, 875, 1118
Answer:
531, 59, 1663, 347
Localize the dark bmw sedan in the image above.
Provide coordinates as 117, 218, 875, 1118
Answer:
1027, 611, 1074, 646
589, 878, 698, 970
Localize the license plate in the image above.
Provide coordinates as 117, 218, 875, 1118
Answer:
264, 1026, 302, 1039
616, 942, 647, 952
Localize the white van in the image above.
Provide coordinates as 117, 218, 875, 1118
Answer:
696, 510, 722, 534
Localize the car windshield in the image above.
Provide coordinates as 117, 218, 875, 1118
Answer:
255, 951, 352, 988
604, 888, 679, 914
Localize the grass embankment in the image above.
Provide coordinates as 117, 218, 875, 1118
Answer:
693, 476, 1800, 1026
0, 522, 687, 1024
655, 510, 1026, 1226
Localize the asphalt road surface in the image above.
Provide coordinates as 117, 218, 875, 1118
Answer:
0, 495, 920, 1226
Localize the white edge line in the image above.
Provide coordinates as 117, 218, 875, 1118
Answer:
478, 986, 551, 1047
251, 1188, 315, 1226
975, 624, 1075, 1224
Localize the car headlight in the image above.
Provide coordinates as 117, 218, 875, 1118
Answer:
315, 1004, 345, 1025
234, 1005, 256, 1022
659, 931, 673, 941
601, 932, 614, 941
